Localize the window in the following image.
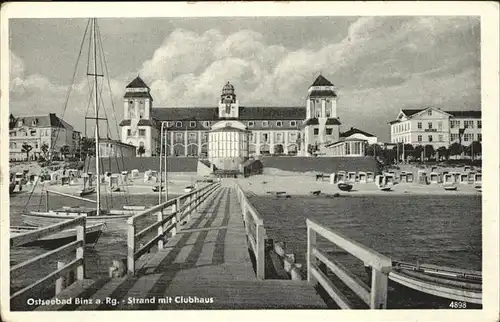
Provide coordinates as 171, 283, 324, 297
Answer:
30, 129, 37, 136
427, 110, 432, 116
262, 133, 269, 142
464, 133, 473, 142
189, 121, 196, 128
477, 120, 482, 129
189, 132, 196, 139
418, 122, 422, 129
464, 120, 474, 129
450, 133, 459, 142
262, 121, 269, 127
203, 121, 210, 127
325, 108, 331, 118
176, 121, 182, 127
345, 142, 351, 155
248, 121, 255, 127
450, 120, 460, 128
428, 135, 433, 142
428, 122, 433, 129
438, 121, 443, 131
175, 133, 183, 139
32, 118, 38, 126
18, 120, 23, 126
276, 121, 283, 127
353, 142, 361, 155
139, 129, 146, 137
127, 129, 131, 136
290, 121, 297, 127
326, 128, 333, 135
478, 133, 482, 142
313, 128, 319, 135
438, 134, 443, 142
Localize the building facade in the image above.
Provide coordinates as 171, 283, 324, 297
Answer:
389, 107, 481, 149
98, 139, 136, 158
119, 75, 370, 158
9, 113, 76, 161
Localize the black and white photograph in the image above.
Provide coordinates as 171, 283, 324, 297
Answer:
1, 2, 499, 322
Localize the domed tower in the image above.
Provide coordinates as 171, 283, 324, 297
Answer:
218, 81, 239, 119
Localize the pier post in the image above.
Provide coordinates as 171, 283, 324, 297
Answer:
172, 201, 179, 237
370, 268, 388, 309
307, 224, 317, 282
187, 194, 192, 222
127, 219, 136, 275
256, 224, 265, 280
157, 210, 164, 250
55, 261, 66, 295
76, 217, 85, 280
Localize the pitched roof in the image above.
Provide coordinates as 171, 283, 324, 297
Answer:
126, 76, 149, 89
448, 110, 481, 118
10, 113, 73, 130
309, 90, 337, 98
302, 117, 341, 127
239, 106, 305, 120
311, 74, 333, 87
150, 106, 306, 121
340, 127, 375, 138
401, 108, 481, 119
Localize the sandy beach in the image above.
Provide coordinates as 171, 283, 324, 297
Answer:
233, 173, 481, 196
14, 172, 210, 196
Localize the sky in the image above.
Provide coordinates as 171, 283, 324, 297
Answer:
9, 16, 481, 141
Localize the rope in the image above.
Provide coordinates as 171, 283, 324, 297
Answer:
22, 19, 91, 213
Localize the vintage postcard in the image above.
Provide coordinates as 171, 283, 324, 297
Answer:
1, 2, 499, 322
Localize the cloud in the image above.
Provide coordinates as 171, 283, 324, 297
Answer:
9, 17, 480, 141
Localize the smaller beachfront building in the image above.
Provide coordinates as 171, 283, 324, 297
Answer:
8, 113, 76, 161
322, 138, 367, 157
389, 107, 481, 148
340, 127, 377, 145
98, 139, 136, 158
208, 120, 250, 171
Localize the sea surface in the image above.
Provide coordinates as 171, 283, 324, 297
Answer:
9, 192, 482, 309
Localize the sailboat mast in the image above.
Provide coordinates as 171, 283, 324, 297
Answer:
93, 18, 101, 216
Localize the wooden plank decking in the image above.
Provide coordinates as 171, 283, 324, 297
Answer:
32, 185, 326, 310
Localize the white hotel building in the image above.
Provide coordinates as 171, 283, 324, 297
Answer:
389, 107, 481, 149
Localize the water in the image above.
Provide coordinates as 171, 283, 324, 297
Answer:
9, 193, 177, 296
247, 194, 482, 309
9, 192, 482, 309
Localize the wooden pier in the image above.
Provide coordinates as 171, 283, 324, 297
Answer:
11, 183, 326, 311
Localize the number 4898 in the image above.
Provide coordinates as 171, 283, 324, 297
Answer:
449, 301, 467, 309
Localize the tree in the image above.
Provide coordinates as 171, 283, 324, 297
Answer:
21, 143, 33, 161
80, 137, 95, 159
40, 143, 49, 159
412, 145, 423, 162
137, 146, 146, 157
275, 144, 284, 155
424, 144, 435, 161
469, 141, 482, 160
307, 144, 317, 156
448, 142, 463, 159
60, 145, 70, 159
403, 144, 414, 161
436, 146, 449, 161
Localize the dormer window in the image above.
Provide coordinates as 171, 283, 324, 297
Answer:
290, 121, 297, 127
276, 121, 283, 127
32, 118, 38, 126
18, 120, 23, 127
262, 121, 269, 127
203, 121, 210, 127
189, 121, 196, 128
248, 121, 255, 127
176, 121, 182, 128
428, 110, 432, 116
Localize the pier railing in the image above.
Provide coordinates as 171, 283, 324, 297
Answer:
235, 184, 267, 279
10, 217, 86, 306
127, 182, 221, 275
306, 218, 392, 309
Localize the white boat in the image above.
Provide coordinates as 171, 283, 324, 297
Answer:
390, 261, 482, 305
10, 223, 106, 249
21, 19, 150, 228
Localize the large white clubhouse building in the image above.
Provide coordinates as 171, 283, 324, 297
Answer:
119, 74, 356, 158
389, 107, 482, 148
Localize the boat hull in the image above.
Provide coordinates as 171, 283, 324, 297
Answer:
22, 210, 137, 228
11, 224, 105, 249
